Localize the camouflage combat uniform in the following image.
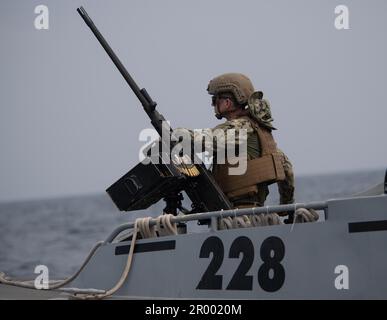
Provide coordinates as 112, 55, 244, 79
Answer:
191, 116, 295, 208
182, 73, 295, 210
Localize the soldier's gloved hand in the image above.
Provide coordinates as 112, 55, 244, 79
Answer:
170, 128, 195, 162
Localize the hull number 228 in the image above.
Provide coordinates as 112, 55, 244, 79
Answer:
196, 236, 285, 292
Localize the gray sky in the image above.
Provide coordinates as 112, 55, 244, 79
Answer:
0, 0, 386, 202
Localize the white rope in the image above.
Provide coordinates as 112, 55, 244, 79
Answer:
156, 214, 178, 236
267, 212, 281, 225
218, 208, 231, 229
218, 207, 282, 230
71, 218, 142, 300
72, 214, 179, 299
250, 214, 266, 227
294, 208, 319, 223
138, 216, 157, 239
232, 215, 251, 229
291, 206, 319, 232
0, 215, 176, 300
0, 241, 104, 290
218, 216, 233, 229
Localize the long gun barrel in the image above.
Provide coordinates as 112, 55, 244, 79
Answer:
77, 6, 232, 213
77, 7, 166, 137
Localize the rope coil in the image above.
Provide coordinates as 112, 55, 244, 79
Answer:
294, 208, 319, 223
218, 207, 319, 230
218, 212, 282, 230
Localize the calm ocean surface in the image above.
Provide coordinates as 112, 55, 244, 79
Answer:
0, 168, 385, 279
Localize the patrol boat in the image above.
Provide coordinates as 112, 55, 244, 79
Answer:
1, 175, 386, 300
1, 7, 387, 299
64, 178, 387, 299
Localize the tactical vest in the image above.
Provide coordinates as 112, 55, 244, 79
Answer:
212, 117, 286, 201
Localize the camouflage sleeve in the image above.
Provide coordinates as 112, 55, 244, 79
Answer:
172, 118, 253, 167
191, 118, 254, 153
276, 149, 295, 205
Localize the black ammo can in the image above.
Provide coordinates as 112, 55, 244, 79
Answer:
106, 160, 184, 212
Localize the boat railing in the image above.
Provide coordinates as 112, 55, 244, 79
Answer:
105, 201, 328, 243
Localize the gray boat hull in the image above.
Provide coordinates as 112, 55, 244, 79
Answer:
68, 195, 387, 299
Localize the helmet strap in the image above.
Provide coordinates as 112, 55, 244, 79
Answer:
214, 105, 223, 119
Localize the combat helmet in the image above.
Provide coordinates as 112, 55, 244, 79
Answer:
207, 73, 254, 105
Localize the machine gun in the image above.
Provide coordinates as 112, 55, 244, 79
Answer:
77, 7, 232, 216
